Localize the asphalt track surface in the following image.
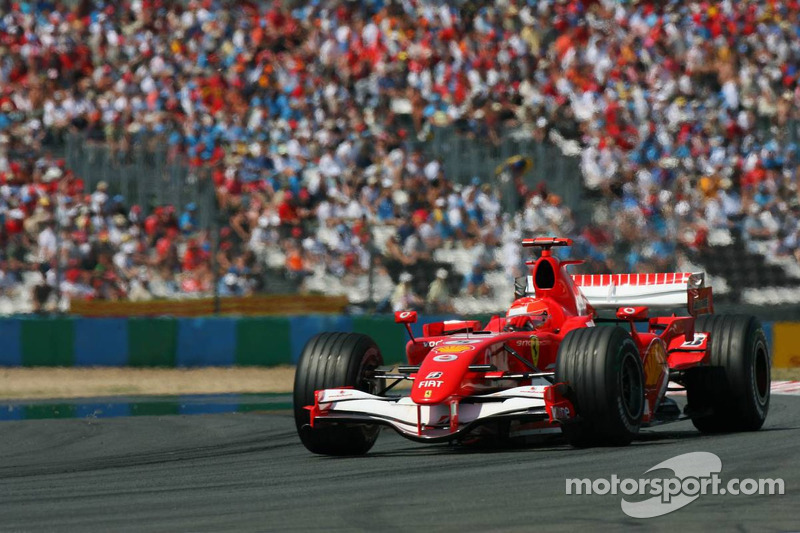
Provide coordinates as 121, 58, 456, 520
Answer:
1, 395, 799, 532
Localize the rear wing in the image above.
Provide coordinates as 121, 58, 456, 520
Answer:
521, 272, 713, 315
569, 272, 713, 314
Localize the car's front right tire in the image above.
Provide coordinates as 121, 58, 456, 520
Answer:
555, 326, 645, 447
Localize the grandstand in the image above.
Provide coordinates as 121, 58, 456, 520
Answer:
0, 0, 799, 317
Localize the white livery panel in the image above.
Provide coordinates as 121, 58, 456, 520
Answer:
571, 272, 704, 308
312, 385, 550, 440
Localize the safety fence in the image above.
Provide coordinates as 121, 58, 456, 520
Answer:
0, 315, 798, 369
61, 126, 585, 220
63, 133, 218, 229
48, 118, 800, 231
418, 126, 584, 214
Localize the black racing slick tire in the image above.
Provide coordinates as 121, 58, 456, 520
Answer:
684, 315, 770, 433
293, 332, 383, 455
555, 327, 645, 447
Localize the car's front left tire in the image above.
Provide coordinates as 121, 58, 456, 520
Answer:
293, 332, 383, 455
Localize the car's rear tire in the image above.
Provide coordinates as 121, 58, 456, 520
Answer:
555, 327, 645, 447
684, 315, 770, 433
293, 332, 383, 455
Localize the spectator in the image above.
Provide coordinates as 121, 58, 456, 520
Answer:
464, 264, 491, 298
31, 272, 55, 313
426, 269, 454, 314
128, 269, 154, 303
179, 204, 199, 235
0, 0, 798, 313
218, 273, 244, 298
391, 272, 423, 313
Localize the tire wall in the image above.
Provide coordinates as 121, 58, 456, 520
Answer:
0, 316, 794, 369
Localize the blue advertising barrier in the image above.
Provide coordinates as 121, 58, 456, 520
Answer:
0, 315, 790, 368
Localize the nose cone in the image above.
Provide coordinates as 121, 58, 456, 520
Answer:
411, 345, 477, 404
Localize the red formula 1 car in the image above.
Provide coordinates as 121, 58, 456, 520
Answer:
294, 238, 771, 455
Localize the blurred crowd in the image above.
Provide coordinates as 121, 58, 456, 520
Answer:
0, 0, 799, 311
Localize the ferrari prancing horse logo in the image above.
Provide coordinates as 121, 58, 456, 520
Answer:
530, 336, 540, 367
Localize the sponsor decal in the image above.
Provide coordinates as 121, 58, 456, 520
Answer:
550, 406, 571, 420
680, 333, 707, 348
643, 340, 667, 388
425, 371, 443, 379
325, 390, 355, 399
423, 340, 443, 348
418, 380, 443, 388
424, 390, 432, 398
432, 345, 475, 355
530, 335, 540, 367
514, 336, 540, 366
432, 354, 459, 362
443, 339, 482, 345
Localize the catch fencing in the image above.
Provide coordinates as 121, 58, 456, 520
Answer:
63, 134, 217, 229
419, 126, 585, 217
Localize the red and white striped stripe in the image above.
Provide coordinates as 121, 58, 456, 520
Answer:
668, 381, 800, 396
772, 381, 800, 395
571, 273, 694, 287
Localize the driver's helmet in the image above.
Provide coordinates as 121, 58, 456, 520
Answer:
505, 297, 549, 329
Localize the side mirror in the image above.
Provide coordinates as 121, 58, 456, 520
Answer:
394, 311, 418, 324
616, 306, 649, 321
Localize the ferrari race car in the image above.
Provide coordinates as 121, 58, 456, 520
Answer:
293, 238, 771, 455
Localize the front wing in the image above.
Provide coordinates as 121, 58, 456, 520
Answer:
306, 383, 574, 442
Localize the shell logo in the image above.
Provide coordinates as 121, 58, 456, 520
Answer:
644, 340, 667, 387
432, 345, 475, 355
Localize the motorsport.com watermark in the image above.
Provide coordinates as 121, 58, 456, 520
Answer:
566, 452, 784, 518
